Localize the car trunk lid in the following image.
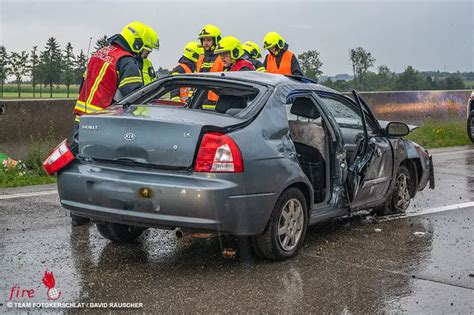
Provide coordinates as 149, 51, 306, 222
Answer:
78, 106, 244, 169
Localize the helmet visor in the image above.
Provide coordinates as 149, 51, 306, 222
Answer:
263, 41, 276, 50
145, 39, 160, 51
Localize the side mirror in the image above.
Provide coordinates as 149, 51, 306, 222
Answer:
386, 122, 410, 137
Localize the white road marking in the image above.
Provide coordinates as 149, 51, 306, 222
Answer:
0, 190, 57, 200
433, 149, 474, 157
380, 201, 474, 221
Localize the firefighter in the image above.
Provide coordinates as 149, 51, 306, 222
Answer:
262, 32, 302, 76
196, 24, 224, 73
242, 41, 265, 72
74, 21, 159, 121
214, 36, 255, 71
196, 24, 224, 109
70, 21, 158, 226
170, 41, 204, 102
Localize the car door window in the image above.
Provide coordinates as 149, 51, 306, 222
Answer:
285, 101, 322, 125
320, 97, 369, 131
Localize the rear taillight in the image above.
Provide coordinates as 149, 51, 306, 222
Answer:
194, 132, 243, 173
42, 139, 75, 175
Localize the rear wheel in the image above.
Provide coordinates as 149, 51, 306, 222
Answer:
375, 165, 412, 216
467, 111, 474, 143
253, 188, 308, 260
96, 222, 147, 243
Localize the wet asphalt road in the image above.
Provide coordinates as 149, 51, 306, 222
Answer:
1, 146, 474, 313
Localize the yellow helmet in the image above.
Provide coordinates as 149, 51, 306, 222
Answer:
183, 41, 203, 62
142, 25, 160, 51
263, 32, 285, 50
242, 41, 262, 59
198, 24, 222, 45
120, 22, 148, 53
214, 36, 243, 60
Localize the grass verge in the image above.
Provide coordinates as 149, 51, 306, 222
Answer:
405, 120, 471, 149
0, 170, 56, 188
0, 133, 57, 188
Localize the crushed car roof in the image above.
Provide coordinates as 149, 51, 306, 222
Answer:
170, 71, 339, 94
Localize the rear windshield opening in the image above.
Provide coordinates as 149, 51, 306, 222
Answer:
138, 80, 261, 116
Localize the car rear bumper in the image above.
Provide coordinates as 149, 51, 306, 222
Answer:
58, 161, 276, 236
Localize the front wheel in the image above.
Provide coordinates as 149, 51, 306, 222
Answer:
96, 222, 147, 243
253, 187, 308, 260
375, 165, 412, 216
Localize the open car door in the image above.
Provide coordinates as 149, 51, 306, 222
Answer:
346, 90, 393, 210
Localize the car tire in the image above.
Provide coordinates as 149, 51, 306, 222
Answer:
253, 187, 308, 260
96, 222, 147, 243
375, 165, 412, 216
467, 111, 474, 143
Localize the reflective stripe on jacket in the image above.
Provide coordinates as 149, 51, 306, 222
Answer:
196, 53, 224, 73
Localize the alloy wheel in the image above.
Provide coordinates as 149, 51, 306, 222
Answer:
278, 198, 304, 251
394, 173, 411, 211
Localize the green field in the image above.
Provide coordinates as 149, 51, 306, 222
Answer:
0, 83, 79, 99
463, 80, 474, 89
405, 120, 470, 149
0, 170, 56, 188
1, 92, 78, 99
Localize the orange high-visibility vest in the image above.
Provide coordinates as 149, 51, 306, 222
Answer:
196, 54, 224, 73
196, 55, 224, 102
74, 44, 133, 115
178, 63, 192, 102
196, 55, 205, 73
266, 50, 294, 75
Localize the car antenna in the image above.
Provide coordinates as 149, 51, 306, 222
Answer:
84, 36, 93, 115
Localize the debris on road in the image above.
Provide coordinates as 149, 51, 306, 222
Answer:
374, 228, 382, 232
0, 153, 25, 171
413, 231, 426, 236
222, 248, 237, 259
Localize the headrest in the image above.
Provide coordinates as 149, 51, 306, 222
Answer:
290, 98, 320, 119
215, 95, 247, 114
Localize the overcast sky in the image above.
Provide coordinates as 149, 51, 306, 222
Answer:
0, 0, 472, 75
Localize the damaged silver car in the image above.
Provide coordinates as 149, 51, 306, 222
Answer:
46, 72, 435, 260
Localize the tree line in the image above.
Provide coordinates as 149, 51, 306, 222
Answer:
0, 38, 469, 98
298, 47, 468, 92
0, 36, 110, 98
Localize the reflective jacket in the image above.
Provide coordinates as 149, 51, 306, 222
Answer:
196, 50, 224, 104
228, 59, 255, 71
196, 51, 224, 73
74, 40, 143, 118
243, 52, 265, 72
142, 58, 156, 85
264, 45, 302, 76
171, 57, 195, 102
